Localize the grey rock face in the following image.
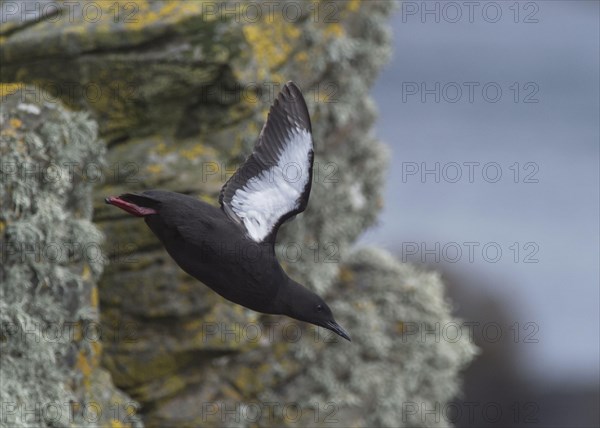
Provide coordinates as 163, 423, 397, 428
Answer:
0, 88, 140, 428
1, 1, 477, 427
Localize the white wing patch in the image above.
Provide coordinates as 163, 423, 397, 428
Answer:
230, 128, 312, 242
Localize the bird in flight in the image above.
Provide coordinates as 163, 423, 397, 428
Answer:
106, 81, 350, 341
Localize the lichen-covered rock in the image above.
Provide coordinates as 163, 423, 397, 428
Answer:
0, 88, 140, 428
277, 248, 478, 427
1, 1, 477, 427
1, 1, 242, 142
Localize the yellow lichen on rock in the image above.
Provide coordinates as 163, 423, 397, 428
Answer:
338, 266, 355, 285
123, 0, 208, 31
324, 22, 345, 38
294, 51, 309, 63
0, 83, 23, 98
242, 18, 301, 80
146, 164, 164, 175
90, 283, 99, 307
109, 419, 129, 428
347, 0, 362, 13
180, 144, 208, 161
76, 349, 93, 389
9, 118, 22, 129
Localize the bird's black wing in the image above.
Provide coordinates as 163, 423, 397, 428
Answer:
219, 81, 314, 244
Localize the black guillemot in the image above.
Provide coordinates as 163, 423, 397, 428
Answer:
106, 81, 350, 341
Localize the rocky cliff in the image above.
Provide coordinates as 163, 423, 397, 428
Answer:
0, 88, 141, 428
1, 1, 477, 427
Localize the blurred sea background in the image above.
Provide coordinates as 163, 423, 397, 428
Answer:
361, 1, 599, 426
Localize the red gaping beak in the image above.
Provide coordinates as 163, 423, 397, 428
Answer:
105, 196, 157, 217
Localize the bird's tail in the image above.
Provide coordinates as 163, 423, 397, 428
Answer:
105, 192, 160, 217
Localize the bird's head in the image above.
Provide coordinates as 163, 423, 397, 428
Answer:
281, 281, 351, 342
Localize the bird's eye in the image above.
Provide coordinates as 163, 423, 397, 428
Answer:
316, 305, 323, 312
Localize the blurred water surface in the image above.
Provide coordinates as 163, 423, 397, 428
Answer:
362, 0, 599, 390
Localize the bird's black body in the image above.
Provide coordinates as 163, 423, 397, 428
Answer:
137, 191, 283, 314
106, 82, 350, 341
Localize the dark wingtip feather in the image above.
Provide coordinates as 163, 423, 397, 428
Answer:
218, 80, 314, 242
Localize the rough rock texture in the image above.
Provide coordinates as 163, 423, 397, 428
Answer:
0, 88, 140, 428
277, 248, 478, 427
1, 1, 477, 427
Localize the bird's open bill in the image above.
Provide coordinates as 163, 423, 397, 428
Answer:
323, 320, 352, 341
105, 196, 157, 217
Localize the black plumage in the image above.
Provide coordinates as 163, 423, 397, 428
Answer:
106, 82, 350, 341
